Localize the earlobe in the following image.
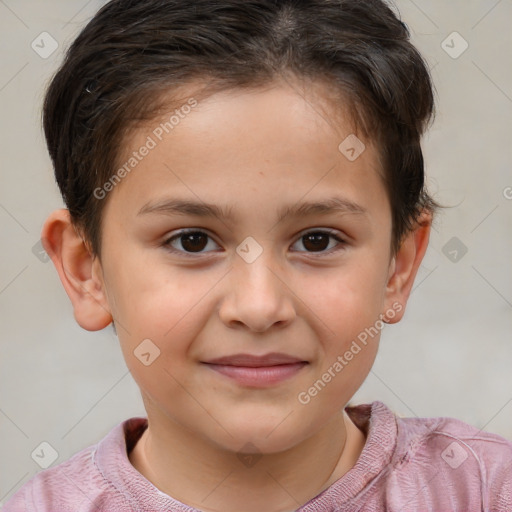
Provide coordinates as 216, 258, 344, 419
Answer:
41, 209, 113, 331
383, 212, 432, 323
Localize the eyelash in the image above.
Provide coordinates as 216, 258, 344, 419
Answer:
162, 228, 347, 258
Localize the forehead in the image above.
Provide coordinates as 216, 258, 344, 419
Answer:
104, 79, 388, 224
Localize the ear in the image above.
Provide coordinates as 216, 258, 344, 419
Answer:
41, 209, 113, 331
382, 211, 432, 323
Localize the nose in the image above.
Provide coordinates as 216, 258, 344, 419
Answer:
218, 250, 296, 333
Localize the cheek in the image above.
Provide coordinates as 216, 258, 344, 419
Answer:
113, 254, 219, 332
303, 258, 387, 340
108, 257, 222, 373
300, 267, 384, 410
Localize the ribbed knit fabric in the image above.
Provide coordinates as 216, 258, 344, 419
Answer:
4, 401, 512, 511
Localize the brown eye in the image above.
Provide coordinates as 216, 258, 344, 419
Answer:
180, 232, 208, 252
291, 230, 346, 255
302, 233, 330, 252
163, 230, 219, 256
162, 228, 346, 258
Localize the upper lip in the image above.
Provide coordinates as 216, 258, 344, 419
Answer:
203, 353, 307, 367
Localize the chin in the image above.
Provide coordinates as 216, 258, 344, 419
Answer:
207, 417, 313, 456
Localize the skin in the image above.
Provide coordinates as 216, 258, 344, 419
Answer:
42, 78, 430, 512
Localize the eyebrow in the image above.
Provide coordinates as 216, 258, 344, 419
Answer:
137, 196, 367, 224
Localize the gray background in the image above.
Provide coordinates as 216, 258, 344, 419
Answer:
1, 0, 511, 506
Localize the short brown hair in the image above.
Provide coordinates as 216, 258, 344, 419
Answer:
43, 0, 437, 258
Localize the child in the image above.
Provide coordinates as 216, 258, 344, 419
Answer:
5, 0, 511, 510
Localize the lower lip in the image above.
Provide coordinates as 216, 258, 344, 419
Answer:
204, 362, 308, 387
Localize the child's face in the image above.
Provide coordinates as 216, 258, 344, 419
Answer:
63, 79, 426, 453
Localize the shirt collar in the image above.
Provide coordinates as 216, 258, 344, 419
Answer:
94, 400, 398, 511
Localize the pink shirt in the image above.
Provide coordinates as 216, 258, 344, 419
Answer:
4, 401, 512, 511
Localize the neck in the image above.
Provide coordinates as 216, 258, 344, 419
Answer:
129, 409, 366, 512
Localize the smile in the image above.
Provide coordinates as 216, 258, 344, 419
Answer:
202, 353, 309, 387
204, 362, 308, 387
